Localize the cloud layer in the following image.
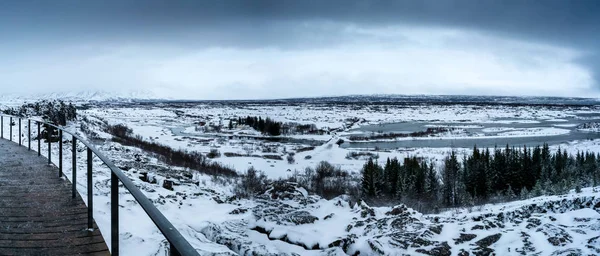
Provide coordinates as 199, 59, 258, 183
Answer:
0, 1, 598, 99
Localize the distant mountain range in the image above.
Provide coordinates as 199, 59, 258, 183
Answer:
1, 91, 599, 106
0, 90, 167, 103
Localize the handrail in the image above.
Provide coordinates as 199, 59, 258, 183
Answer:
0, 114, 199, 256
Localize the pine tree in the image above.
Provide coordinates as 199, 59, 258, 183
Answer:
426, 162, 439, 202
531, 146, 542, 182
442, 151, 460, 207
361, 158, 381, 197
383, 158, 393, 196
531, 181, 543, 197
491, 146, 506, 193
415, 160, 427, 197
522, 145, 535, 190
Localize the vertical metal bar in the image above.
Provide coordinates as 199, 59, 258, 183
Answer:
9, 117, 12, 141
87, 148, 93, 229
111, 172, 119, 256
18, 118, 21, 146
48, 126, 52, 165
37, 122, 41, 156
59, 130, 63, 177
28, 120, 31, 150
72, 137, 77, 199
170, 243, 181, 256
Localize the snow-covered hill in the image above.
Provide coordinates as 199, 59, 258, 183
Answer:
0, 89, 166, 104
199, 182, 600, 256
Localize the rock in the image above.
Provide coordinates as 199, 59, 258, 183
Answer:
515, 232, 536, 255
286, 211, 319, 225
200, 220, 278, 256
475, 233, 502, 248
496, 212, 504, 222
588, 236, 600, 254
472, 247, 494, 256
471, 225, 485, 230
322, 248, 347, 256
454, 233, 477, 245
574, 217, 591, 222
162, 179, 174, 191
482, 220, 499, 229
386, 205, 407, 215
367, 239, 385, 255
526, 217, 542, 229
548, 237, 571, 247
415, 242, 451, 256
537, 224, 572, 246
550, 248, 582, 256
264, 181, 307, 201
359, 202, 376, 218
324, 213, 335, 220
590, 220, 600, 231
212, 196, 225, 204
411, 237, 433, 247
139, 172, 148, 182
458, 249, 470, 256
429, 225, 443, 235
229, 208, 248, 215
390, 216, 421, 230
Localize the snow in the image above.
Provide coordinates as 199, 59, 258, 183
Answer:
496, 127, 570, 137
1, 97, 600, 255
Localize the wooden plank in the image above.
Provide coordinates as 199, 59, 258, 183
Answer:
0, 139, 110, 255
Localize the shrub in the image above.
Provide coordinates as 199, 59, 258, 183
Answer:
3, 100, 77, 126
234, 167, 269, 198
105, 124, 132, 138
345, 151, 379, 160
296, 146, 315, 153
207, 148, 221, 159
287, 154, 295, 164
105, 123, 237, 177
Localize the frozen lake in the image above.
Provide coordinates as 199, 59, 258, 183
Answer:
341, 116, 600, 149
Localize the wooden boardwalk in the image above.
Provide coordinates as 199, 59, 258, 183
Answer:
0, 139, 109, 255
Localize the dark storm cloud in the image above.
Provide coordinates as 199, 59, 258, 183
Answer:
0, 0, 598, 97
1, 0, 598, 49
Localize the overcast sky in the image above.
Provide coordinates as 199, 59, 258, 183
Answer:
1, 0, 599, 99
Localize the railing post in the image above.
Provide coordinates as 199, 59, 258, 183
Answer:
18, 118, 21, 146
59, 130, 63, 177
37, 122, 41, 156
48, 126, 52, 165
28, 120, 31, 150
87, 148, 93, 230
72, 137, 77, 199
9, 117, 12, 141
111, 172, 119, 256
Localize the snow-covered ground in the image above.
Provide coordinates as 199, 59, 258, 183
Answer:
1, 98, 600, 255
80, 103, 600, 179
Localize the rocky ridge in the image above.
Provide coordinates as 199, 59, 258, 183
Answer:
198, 182, 600, 255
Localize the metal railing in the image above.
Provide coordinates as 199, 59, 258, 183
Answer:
0, 115, 199, 256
